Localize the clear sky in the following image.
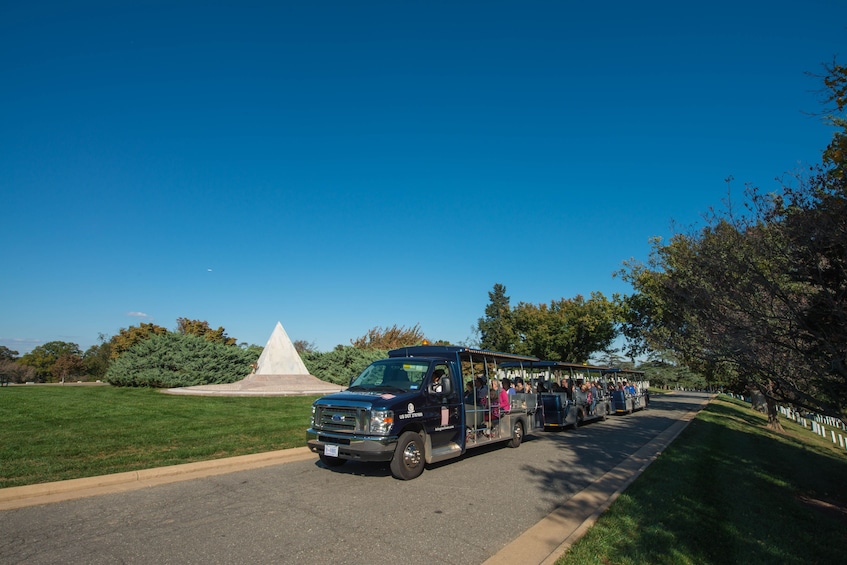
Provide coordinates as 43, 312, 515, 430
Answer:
2, 1, 845, 355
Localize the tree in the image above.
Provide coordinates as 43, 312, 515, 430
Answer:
109, 323, 169, 360
350, 324, 426, 350
0, 360, 36, 384
176, 318, 237, 346
52, 353, 86, 383
513, 293, 619, 362
477, 284, 518, 353
293, 339, 317, 354
19, 341, 82, 382
620, 212, 807, 429
618, 62, 847, 426
0, 346, 19, 361
83, 334, 112, 380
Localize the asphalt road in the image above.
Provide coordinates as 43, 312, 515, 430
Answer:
0, 392, 710, 565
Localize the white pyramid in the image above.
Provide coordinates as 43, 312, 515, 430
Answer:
255, 321, 309, 375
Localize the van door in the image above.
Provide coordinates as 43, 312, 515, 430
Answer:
424, 363, 462, 449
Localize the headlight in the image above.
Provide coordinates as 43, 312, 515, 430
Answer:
310, 405, 316, 428
369, 409, 394, 435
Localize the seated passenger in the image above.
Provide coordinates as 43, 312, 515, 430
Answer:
475, 377, 489, 405
486, 378, 509, 422
464, 381, 476, 404
497, 378, 510, 413
590, 382, 599, 413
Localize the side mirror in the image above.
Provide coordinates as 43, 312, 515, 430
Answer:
440, 376, 454, 396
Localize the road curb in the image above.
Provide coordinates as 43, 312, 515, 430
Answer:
0, 447, 314, 511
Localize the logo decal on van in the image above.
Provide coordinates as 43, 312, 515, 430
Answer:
398, 402, 423, 420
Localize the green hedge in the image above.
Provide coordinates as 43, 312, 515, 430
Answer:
105, 333, 258, 387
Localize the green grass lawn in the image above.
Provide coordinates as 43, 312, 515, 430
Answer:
559, 394, 847, 565
0, 385, 318, 488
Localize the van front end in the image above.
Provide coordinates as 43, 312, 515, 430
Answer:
307, 399, 398, 464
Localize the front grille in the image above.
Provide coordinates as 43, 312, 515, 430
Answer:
316, 406, 362, 433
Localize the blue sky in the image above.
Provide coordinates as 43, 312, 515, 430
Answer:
2, 1, 845, 355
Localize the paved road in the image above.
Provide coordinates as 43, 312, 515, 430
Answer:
0, 392, 709, 565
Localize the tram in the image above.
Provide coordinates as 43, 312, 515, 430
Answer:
603, 368, 650, 414
500, 361, 613, 430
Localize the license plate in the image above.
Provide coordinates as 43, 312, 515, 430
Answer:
325, 444, 339, 457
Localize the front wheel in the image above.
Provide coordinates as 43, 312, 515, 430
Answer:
390, 431, 425, 480
508, 421, 524, 448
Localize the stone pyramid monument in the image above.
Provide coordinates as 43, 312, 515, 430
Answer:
165, 322, 344, 396
254, 321, 310, 375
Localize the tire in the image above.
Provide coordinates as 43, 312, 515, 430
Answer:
508, 421, 524, 448
319, 453, 346, 468
390, 431, 425, 480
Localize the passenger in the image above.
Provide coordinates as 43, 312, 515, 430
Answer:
464, 381, 476, 404
590, 381, 599, 414
536, 381, 547, 393
583, 383, 593, 415
564, 379, 574, 400
498, 379, 510, 413
475, 377, 489, 405
487, 378, 509, 421
503, 377, 515, 396
524, 379, 533, 393
514, 377, 525, 393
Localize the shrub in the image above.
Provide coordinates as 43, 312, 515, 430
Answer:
105, 333, 258, 388
302, 346, 387, 385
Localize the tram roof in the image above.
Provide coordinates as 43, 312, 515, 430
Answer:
387, 345, 538, 363
500, 360, 608, 371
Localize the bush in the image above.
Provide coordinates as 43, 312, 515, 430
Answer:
302, 346, 387, 385
105, 333, 259, 388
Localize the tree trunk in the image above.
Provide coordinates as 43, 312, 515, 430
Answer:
765, 395, 785, 432
750, 389, 767, 413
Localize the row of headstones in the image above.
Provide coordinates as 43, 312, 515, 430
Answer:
779, 405, 847, 450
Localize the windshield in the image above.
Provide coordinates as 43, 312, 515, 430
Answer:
348, 359, 430, 393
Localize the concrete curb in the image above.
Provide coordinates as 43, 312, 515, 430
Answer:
0, 447, 314, 511
483, 394, 712, 565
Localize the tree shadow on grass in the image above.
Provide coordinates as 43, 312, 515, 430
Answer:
559, 402, 847, 565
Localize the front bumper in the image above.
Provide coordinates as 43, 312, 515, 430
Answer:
306, 429, 398, 462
